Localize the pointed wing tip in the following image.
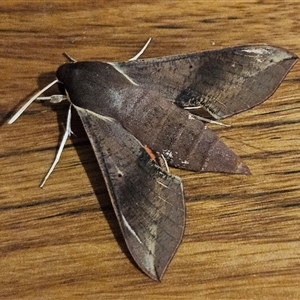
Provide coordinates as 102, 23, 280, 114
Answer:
236, 161, 251, 175
283, 50, 298, 65
144, 267, 165, 282
274, 47, 298, 65
289, 52, 299, 60
148, 272, 163, 282
281, 47, 298, 60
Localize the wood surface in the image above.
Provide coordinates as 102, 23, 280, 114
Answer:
1, 1, 300, 299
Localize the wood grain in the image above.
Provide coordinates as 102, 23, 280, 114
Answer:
1, 1, 300, 299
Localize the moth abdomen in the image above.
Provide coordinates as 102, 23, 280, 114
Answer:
147, 106, 250, 174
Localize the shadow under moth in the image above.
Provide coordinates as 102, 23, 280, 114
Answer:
9, 40, 298, 281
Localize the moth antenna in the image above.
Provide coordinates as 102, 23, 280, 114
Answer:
40, 105, 72, 187
8, 79, 59, 124
63, 52, 77, 62
129, 38, 151, 61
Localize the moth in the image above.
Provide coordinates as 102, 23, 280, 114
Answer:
9, 41, 297, 281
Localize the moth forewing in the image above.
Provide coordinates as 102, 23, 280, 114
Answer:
74, 106, 185, 280
114, 45, 298, 119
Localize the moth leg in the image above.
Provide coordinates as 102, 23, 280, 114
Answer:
63, 52, 77, 63
157, 153, 169, 173
143, 145, 170, 173
129, 38, 152, 61
184, 110, 230, 127
37, 95, 67, 103
40, 105, 73, 187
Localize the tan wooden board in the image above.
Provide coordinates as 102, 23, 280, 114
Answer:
1, 1, 300, 299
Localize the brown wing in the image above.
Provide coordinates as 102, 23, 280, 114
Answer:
115, 45, 297, 119
75, 106, 185, 281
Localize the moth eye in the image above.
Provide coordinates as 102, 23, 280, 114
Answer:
117, 171, 124, 178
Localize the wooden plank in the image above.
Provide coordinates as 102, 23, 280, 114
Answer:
1, 1, 300, 299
